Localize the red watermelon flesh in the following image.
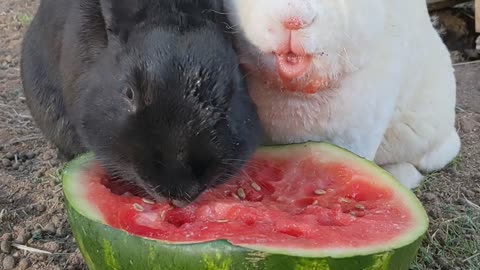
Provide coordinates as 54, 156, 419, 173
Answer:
82, 148, 418, 253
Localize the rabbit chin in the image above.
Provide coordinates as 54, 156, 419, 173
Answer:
240, 52, 352, 95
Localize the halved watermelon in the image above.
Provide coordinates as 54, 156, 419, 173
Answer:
62, 142, 428, 270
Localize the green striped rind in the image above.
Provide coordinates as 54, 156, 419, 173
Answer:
66, 201, 423, 270
62, 142, 428, 270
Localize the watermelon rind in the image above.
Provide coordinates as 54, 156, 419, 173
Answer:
62, 142, 429, 270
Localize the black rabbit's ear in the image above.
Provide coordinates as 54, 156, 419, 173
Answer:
99, 0, 138, 44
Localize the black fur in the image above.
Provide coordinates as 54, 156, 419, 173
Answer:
20, 0, 264, 202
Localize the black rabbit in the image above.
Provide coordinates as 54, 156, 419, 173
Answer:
20, 0, 263, 203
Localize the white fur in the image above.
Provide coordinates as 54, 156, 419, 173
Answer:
224, 0, 460, 189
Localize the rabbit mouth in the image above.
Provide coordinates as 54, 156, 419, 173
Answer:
242, 60, 341, 95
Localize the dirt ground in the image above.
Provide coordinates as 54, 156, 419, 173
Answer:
0, 1, 479, 270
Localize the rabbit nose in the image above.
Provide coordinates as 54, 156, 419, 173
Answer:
282, 17, 312, 30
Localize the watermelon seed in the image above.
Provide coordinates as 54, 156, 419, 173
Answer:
314, 189, 326, 195
160, 210, 166, 221
355, 204, 365, 210
350, 211, 357, 217
133, 203, 144, 212
312, 200, 319, 206
216, 219, 229, 223
339, 197, 352, 203
142, 198, 155, 205
327, 189, 335, 193
251, 182, 262, 191
237, 188, 246, 200
232, 193, 240, 200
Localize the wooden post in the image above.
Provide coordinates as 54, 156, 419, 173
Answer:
476, 0, 480, 33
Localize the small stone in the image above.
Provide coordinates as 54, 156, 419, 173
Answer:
25, 151, 35, 159
55, 227, 65, 237
19, 152, 27, 160
1, 239, 11, 253
5, 55, 12, 63
18, 165, 25, 171
11, 162, 20, 170
1, 233, 12, 241
35, 204, 46, 212
2, 256, 15, 270
18, 258, 29, 270
14, 231, 31, 245
42, 152, 52, 161
1, 159, 11, 167
5, 152, 14, 160
455, 198, 467, 205
465, 190, 475, 198
36, 254, 47, 261
44, 223, 56, 235
34, 169, 45, 178
461, 188, 475, 198
43, 241, 60, 253
423, 192, 436, 201
458, 116, 478, 133
11, 251, 20, 258
51, 216, 61, 226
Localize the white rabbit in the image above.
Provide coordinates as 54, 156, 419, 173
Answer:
223, 0, 461, 189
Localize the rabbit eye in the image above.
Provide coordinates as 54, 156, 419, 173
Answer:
124, 87, 134, 100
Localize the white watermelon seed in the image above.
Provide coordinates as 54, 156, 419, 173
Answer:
237, 188, 246, 200
339, 197, 351, 203
142, 198, 155, 205
160, 210, 166, 221
355, 204, 365, 210
314, 189, 326, 195
133, 203, 144, 212
251, 182, 262, 191
216, 219, 229, 223
311, 200, 319, 206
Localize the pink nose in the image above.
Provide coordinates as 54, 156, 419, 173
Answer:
282, 18, 310, 30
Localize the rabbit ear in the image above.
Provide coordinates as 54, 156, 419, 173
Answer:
99, 0, 140, 44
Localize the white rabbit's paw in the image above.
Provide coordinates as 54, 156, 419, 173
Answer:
382, 163, 424, 190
